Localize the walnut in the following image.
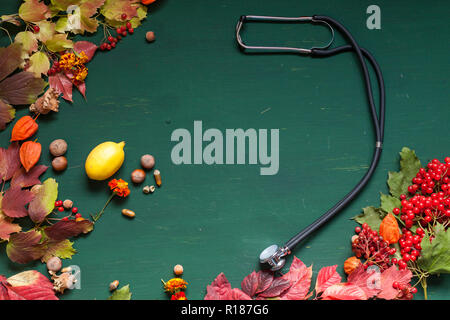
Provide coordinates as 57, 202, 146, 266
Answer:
29, 88, 60, 115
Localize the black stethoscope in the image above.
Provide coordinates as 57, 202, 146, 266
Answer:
236, 14, 386, 271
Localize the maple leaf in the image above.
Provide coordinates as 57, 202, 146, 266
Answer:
44, 219, 94, 241
204, 272, 232, 300
255, 270, 274, 294
0, 142, 20, 181
229, 288, 251, 300
41, 239, 76, 263
2, 270, 58, 300
315, 265, 342, 294
6, 230, 46, 264
278, 257, 312, 300
321, 283, 367, 300
346, 264, 381, 298
10, 165, 48, 188
1, 186, 34, 218
28, 178, 58, 223
241, 271, 259, 297
257, 277, 291, 298
377, 265, 412, 300
49, 72, 73, 102
19, 0, 51, 22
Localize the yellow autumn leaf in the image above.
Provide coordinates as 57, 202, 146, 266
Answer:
28, 52, 50, 78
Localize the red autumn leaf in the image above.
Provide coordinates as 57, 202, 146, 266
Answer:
278, 256, 312, 300
257, 276, 291, 298
346, 264, 381, 298
0, 71, 46, 105
10, 165, 47, 188
49, 72, 73, 102
240, 271, 259, 297
315, 265, 342, 294
229, 288, 252, 300
0, 43, 23, 82
1, 270, 58, 300
204, 272, 232, 300
76, 82, 86, 99
1, 186, 34, 218
321, 283, 367, 300
6, 230, 46, 264
0, 208, 21, 241
0, 142, 20, 182
377, 265, 412, 300
44, 219, 94, 241
255, 270, 274, 294
73, 41, 98, 61
0, 100, 15, 131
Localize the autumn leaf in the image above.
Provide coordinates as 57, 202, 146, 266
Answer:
204, 272, 232, 300
0, 142, 20, 181
1, 186, 34, 218
346, 264, 381, 298
257, 277, 291, 298
73, 41, 98, 61
240, 271, 259, 297
0, 100, 15, 130
44, 219, 94, 241
315, 265, 342, 294
10, 165, 48, 188
19, 0, 51, 22
14, 31, 38, 55
0, 194, 21, 241
228, 288, 251, 300
255, 270, 274, 294
417, 223, 450, 274
321, 283, 367, 300
6, 230, 46, 264
49, 72, 73, 102
2, 270, 58, 300
41, 239, 76, 263
101, 0, 140, 22
0, 43, 23, 82
28, 52, 50, 78
0, 15, 21, 27
45, 34, 74, 53
108, 284, 132, 300
35, 21, 56, 43
28, 178, 58, 223
377, 265, 412, 300
0, 71, 46, 105
278, 257, 312, 300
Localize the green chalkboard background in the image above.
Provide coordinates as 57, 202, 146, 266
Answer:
0, 0, 449, 300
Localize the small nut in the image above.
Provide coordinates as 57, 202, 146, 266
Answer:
61, 266, 72, 273
52, 156, 68, 171
63, 199, 73, 210
122, 208, 135, 218
146, 31, 155, 42
153, 169, 161, 187
131, 169, 146, 184
49, 139, 67, 157
173, 264, 183, 276
46, 256, 62, 272
143, 185, 155, 194
140, 154, 155, 170
109, 280, 119, 291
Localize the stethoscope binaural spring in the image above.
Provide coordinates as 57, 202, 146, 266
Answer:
236, 15, 386, 271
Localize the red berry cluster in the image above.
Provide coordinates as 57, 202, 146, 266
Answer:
392, 157, 449, 267
47, 61, 61, 76
352, 224, 396, 272
392, 281, 417, 300
100, 22, 134, 51
54, 200, 83, 221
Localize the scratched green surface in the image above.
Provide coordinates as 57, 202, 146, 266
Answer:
0, 0, 449, 300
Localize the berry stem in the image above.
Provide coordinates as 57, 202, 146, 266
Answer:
92, 192, 115, 222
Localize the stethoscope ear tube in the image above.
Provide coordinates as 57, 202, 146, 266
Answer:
236, 15, 386, 271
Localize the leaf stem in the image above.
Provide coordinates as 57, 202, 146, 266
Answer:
92, 192, 115, 222
421, 277, 428, 300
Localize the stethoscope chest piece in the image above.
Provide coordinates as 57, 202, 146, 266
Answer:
259, 245, 290, 271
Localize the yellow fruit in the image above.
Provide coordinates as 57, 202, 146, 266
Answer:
85, 141, 125, 180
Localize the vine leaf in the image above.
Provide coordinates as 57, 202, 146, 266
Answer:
352, 206, 386, 232
6, 230, 46, 264
417, 223, 450, 274
28, 178, 58, 223
1, 186, 34, 218
380, 193, 401, 214
279, 257, 312, 300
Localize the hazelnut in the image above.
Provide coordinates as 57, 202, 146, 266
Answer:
173, 264, 183, 276
49, 139, 67, 157
140, 154, 155, 170
52, 156, 68, 171
131, 169, 146, 184
63, 199, 73, 210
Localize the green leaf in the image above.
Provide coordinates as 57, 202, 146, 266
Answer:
387, 147, 421, 198
380, 193, 401, 214
45, 34, 74, 52
108, 284, 132, 300
19, 0, 51, 22
28, 178, 58, 223
55, 17, 69, 33
28, 52, 50, 78
352, 206, 386, 232
41, 239, 77, 262
417, 224, 450, 274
